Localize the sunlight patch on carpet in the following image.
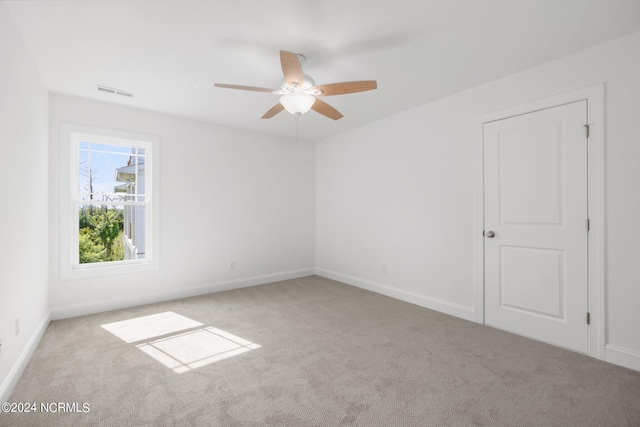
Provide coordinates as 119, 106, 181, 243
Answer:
101, 312, 260, 373
136, 327, 261, 373
101, 311, 203, 343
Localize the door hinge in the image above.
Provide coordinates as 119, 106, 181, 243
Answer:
584, 124, 590, 138
587, 312, 591, 325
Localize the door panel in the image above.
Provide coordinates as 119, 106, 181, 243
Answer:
500, 245, 564, 319
484, 100, 588, 353
499, 123, 562, 225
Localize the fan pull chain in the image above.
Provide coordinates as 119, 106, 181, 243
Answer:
296, 113, 300, 160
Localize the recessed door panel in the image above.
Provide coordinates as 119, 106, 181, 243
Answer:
499, 123, 562, 225
500, 246, 564, 319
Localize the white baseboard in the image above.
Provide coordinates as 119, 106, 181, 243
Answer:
0, 311, 51, 403
605, 344, 640, 372
315, 268, 476, 322
51, 268, 315, 320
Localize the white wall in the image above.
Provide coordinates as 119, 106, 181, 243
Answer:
0, 4, 50, 400
316, 31, 640, 366
49, 94, 315, 317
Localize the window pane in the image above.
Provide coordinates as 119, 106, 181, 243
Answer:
87, 150, 130, 201
79, 204, 125, 264
79, 204, 146, 263
79, 143, 146, 202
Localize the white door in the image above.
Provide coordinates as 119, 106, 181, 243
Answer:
483, 100, 589, 353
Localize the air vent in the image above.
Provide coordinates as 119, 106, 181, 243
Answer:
96, 85, 133, 98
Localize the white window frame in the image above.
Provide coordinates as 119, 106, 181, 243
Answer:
60, 123, 160, 279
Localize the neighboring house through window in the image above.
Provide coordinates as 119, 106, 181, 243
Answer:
115, 150, 146, 260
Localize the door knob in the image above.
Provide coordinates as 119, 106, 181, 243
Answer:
486, 231, 495, 238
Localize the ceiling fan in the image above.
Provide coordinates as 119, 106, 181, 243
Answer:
214, 50, 377, 120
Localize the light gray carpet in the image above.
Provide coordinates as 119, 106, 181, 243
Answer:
2, 275, 640, 426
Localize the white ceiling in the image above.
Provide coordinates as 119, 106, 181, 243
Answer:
5, 0, 640, 141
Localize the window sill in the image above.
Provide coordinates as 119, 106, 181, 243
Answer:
60, 259, 158, 280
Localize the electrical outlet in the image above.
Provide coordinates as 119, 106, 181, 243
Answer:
381, 264, 387, 274
229, 260, 236, 270
15, 318, 20, 336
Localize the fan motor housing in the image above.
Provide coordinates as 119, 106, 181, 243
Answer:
281, 74, 315, 93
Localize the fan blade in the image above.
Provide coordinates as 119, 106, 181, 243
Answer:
214, 83, 274, 93
311, 99, 343, 120
280, 51, 303, 86
313, 80, 377, 96
262, 103, 284, 119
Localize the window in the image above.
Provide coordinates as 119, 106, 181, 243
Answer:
60, 124, 159, 279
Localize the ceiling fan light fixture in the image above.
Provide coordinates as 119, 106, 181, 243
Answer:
279, 91, 315, 115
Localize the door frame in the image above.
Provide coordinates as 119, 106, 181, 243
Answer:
473, 83, 605, 359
